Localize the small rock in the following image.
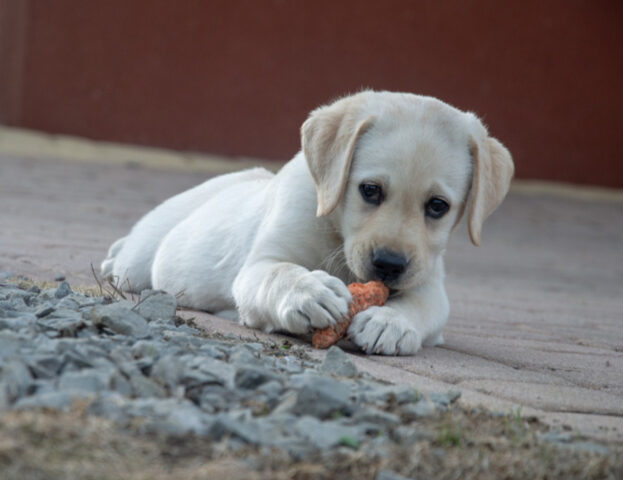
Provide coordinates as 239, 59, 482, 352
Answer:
208, 413, 260, 444
131, 340, 160, 360
229, 345, 257, 365
376, 469, 415, 480
294, 416, 361, 449
130, 374, 166, 398
25, 354, 63, 379
401, 399, 437, 420
353, 407, 401, 427
57, 368, 114, 394
1, 359, 33, 401
429, 390, 461, 408
90, 304, 150, 338
150, 355, 184, 390
35, 304, 55, 318
320, 346, 358, 377
234, 365, 281, 390
538, 431, 572, 444
289, 373, 351, 419
361, 384, 419, 405
391, 425, 432, 444
14, 391, 73, 412
135, 290, 177, 322
54, 281, 72, 299
54, 274, 66, 282
37, 309, 85, 337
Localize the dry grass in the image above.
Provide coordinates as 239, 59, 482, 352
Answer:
1, 402, 621, 480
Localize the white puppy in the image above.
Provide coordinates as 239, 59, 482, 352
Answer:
101, 91, 513, 355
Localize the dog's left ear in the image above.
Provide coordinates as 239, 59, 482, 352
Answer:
466, 117, 514, 246
302, 95, 374, 216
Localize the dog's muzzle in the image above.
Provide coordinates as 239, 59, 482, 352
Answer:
371, 248, 408, 283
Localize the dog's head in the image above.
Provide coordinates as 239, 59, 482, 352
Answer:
302, 91, 514, 291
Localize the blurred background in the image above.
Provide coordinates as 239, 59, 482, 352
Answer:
1, 0, 622, 187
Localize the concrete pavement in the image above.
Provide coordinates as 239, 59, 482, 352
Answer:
1, 129, 622, 441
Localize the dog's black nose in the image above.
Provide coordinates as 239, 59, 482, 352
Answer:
372, 249, 408, 282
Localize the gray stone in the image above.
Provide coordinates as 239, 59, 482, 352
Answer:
289, 373, 351, 419
279, 355, 304, 374
234, 365, 281, 390
0, 314, 37, 331
0, 382, 9, 409
87, 393, 130, 422
1, 359, 33, 401
320, 346, 358, 377
401, 399, 437, 420
352, 407, 401, 427
294, 416, 362, 449
564, 441, 611, 456
135, 290, 177, 322
361, 384, 419, 405
208, 414, 260, 444
57, 368, 114, 394
54, 274, 66, 282
198, 344, 227, 360
376, 469, 415, 480
54, 281, 72, 299
228, 345, 258, 365
148, 402, 212, 436
35, 303, 55, 318
186, 356, 235, 387
150, 355, 184, 390
55, 296, 80, 310
25, 354, 63, 379
0, 271, 15, 281
538, 431, 572, 444
257, 380, 283, 399
37, 309, 85, 337
130, 374, 166, 398
60, 346, 95, 370
429, 390, 461, 408
131, 340, 160, 360
391, 425, 433, 444
14, 391, 73, 412
90, 303, 150, 338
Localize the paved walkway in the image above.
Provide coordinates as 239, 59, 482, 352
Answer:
1, 133, 622, 441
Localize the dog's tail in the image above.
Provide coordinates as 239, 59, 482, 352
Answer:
100, 236, 126, 280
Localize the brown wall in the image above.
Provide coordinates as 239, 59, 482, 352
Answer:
1, 0, 622, 187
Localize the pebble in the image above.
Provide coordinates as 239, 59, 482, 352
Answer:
54, 281, 72, 299
0, 278, 611, 460
320, 345, 358, 377
90, 303, 150, 338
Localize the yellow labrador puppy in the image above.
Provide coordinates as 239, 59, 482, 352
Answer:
101, 91, 513, 355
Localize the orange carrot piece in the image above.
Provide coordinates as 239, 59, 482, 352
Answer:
312, 281, 389, 349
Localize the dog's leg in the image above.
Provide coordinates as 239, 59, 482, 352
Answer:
348, 274, 450, 356
233, 262, 352, 334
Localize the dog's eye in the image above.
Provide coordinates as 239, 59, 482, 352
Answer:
425, 197, 450, 219
359, 183, 383, 205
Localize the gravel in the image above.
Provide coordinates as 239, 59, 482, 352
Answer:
0, 276, 612, 465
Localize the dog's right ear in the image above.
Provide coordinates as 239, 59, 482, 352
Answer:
302, 96, 374, 217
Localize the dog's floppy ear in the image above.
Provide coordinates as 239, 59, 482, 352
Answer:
302, 96, 374, 217
466, 118, 514, 246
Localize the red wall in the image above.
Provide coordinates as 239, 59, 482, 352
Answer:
1, 0, 622, 187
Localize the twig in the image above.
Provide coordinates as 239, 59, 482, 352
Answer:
90, 263, 104, 297
107, 278, 127, 300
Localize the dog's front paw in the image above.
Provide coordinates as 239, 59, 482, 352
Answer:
276, 270, 351, 334
348, 306, 422, 355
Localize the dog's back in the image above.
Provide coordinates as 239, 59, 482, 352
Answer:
101, 167, 273, 293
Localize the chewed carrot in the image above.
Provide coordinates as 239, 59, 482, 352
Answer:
312, 281, 390, 349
